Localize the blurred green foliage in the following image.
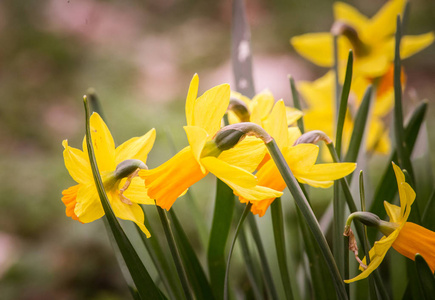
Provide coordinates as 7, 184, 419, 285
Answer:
0, 0, 433, 298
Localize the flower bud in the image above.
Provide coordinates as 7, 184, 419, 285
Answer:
331, 21, 368, 57
115, 159, 147, 180
293, 130, 332, 146
214, 122, 272, 150
228, 96, 250, 122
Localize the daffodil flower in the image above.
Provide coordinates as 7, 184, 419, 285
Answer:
238, 100, 356, 217
299, 72, 391, 156
345, 162, 435, 283
62, 113, 155, 236
291, 0, 434, 79
229, 90, 302, 126
139, 74, 282, 210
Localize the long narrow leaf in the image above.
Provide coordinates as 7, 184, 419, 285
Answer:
208, 179, 235, 300
83, 97, 164, 300
344, 85, 372, 165
289, 75, 305, 133
224, 203, 252, 300
335, 50, 353, 158
271, 198, 295, 300
156, 206, 193, 300
393, 16, 414, 182
168, 209, 215, 299
247, 214, 279, 299
238, 226, 264, 300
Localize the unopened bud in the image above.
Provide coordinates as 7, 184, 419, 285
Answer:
228, 96, 250, 122
331, 21, 368, 57
115, 159, 147, 180
345, 211, 382, 228
214, 123, 272, 151
293, 130, 332, 146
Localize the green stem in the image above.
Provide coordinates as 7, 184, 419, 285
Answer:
247, 214, 279, 299
271, 198, 295, 300
266, 140, 348, 300
156, 206, 193, 300
238, 227, 264, 300
289, 75, 305, 134
224, 203, 252, 300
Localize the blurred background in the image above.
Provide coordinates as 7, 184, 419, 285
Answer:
0, 0, 433, 299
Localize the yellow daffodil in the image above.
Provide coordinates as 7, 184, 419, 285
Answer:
299, 72, 391, 156
238, 100, 356, 217
62, 113, 155, 237
139, 74, 282, 210
229, 90, 303, 126
291, 0, 434, 79
345, 162, 435, 283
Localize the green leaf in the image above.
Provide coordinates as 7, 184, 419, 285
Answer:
156, 206, 193, 300
135, 213, 183, 300
335, 50, 353, 158
83, 97, 165, 300
415, 254, 435, 300
247, 214, 279, 299
168, 209, 215, 300
344, 85, 372, 165
288, 75, 305, 134
238, 223, 264, 300
422, 190, 435, 230
271, 198, 296, 300
224, 203, 252, 300
393, 15, 414, 183
207, 179, 235, 300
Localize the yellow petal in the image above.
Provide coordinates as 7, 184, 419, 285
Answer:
191, 83, 230, 135
139, 147, 206, 210
201, 156, 282, 201
111, 200, 151, 237
184, 125, 209, 173
285, 144, 319, 170
291, 34, 350, 67
291, 33, 334, 67
303, 162, 356, 181
345, 232, 398, 283
364, 0, 406, 43
288, 127, 302, 146
355, 54, 390, 78
185, 74, 199, 126
218, 136, 267, 173
400, 32, 435, 59
74, 184, 104, 223
384, 201, 401, 223
62, 140, 92, 184
298, 72, 334, 109
250, 90, 275, 125
286, 107, 303, 126
333, 2, 369, 33
115, 128, 156, 165
120, 177, 154, 205
83, 113, 116, 172
263, 100, 290, 149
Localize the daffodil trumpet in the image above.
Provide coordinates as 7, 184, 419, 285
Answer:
344, 162, 435, 283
